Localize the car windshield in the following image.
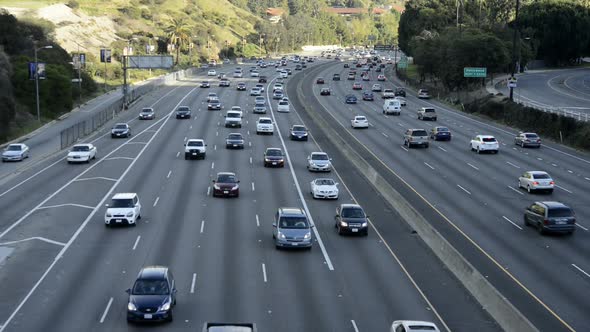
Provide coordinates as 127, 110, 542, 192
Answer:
548, 208, 573, 218
72, 146, 89, 152
7, 145, 21, 151
187, 141, 203, 147
227, 113, 239, 118
266, 149, 282, 156
292, 126, 306, 132
437, 127, 449, 132
217, 174, 237, 183
111, 198, 134, 208
421, 90, 429, 93
482, 137, 497, 142
341, 208, 365, 218
312, 154, 329, 160
316, 179, 335, 186
177, 107, 189, 112
259, 119, 272, 124
279, 216, 309, 229
532, 173, 550, 179
141, 109, 152, 113
228, 134, 242, 140
255, 104, 265, 108
114, 124, 127, 129
132, 279, 169, 295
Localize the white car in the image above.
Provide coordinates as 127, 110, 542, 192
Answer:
207, 69, 216, 76
67, 143, 97, 163
255, 84, 265, 92
250, 87, 262, 96
390, 321, 440, 332
382, 89, 395, 99
273, 83, 283, 92
255, 96, 266, 105
371, 84, 382, 92
233, 71, 243, 78
310, 178, 339, 199
280, 71, 288, 78
417, 89, 431, 99
256, 117, 274, 135
518, 171, 554, 193
307, 152, 332, 172
250, 70, 260, 77
184, 139, 207, 160
230, 106, 243, 117
394, 96, 407, 106
277, 100, 290, 113
351, 115, 369, 128
104, 193, 141, 227
207, 92, 218, 102
470, 135, 499, 154
2, 143, 29, 162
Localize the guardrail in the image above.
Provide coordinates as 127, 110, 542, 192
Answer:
514, 97, 590, 122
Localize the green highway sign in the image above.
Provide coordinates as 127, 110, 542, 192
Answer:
397, 61, 407, 69
464, 67, 487, 78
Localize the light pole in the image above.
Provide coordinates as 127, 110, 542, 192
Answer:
509, 0, 520, 102
259, 34, 263, 59
71, 40, 86, 109
34, 43, 53, 123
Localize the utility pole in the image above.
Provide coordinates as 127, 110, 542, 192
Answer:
510, 0, 520, 102
33, 43, 53, 123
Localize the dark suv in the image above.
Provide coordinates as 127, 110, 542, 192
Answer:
126, 266, 176, 323
335, 204, 369, 235
394, 88, 406, 97
524, 201, 576, 235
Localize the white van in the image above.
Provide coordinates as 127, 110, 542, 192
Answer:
224, 111, 243, 128
383, 99, 401, 115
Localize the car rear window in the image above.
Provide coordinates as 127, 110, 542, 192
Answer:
424, 108, 435, 113
437, 127, 449, 132
412, 130, 428, 136
482, 137, 497, 142
532, 173, 550, 179
525, 134, 539, 138
72, 146, 90, 152
548, 207, 573, 218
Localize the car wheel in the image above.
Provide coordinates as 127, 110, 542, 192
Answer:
527, 185, 532, 193
477, 147, 481, 154
537, 222, 545, 235
105, 223, 110, 228
337, 226, 343, 235
167, 310, 173, 322
363, 230, 369, 236
433, 117, 437, 121
131, 223, 137, 227
137, 214, 141, 220
185, 155, 188, 160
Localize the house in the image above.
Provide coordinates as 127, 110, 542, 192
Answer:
266, 8, 284, 24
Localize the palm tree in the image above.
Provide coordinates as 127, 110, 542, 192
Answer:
165, 18, 192, 64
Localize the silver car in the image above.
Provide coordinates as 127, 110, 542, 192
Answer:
518, 171, 554, 193
307, 152, 332, 172
2, 143, 29, 162
272, 207, 313, 249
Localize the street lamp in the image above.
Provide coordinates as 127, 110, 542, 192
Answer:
34, 44, 53, 123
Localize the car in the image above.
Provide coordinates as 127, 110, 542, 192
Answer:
310, 178, 339, 199
280, 71, 288, 78
515, 132, 541, 148
111, 123, 131, 138
277, 100, 290, 113
126, 266, 176, 323
351, 115, 369, 128
233, 70, 243, 78
347, 73, 356, 80
250, 70, 260, 77
104, 193, 141, 227
286, 68, 292, 75
375, 66, 382, 72
201, 63, 209, 69
430, 126, 451, 141
258, 76, 268, 83
256, 117, 274, 135
176, 106, 191, 118
404, 128, 429, 148
377, 74, 386, 81
352, 82, 362, 90
207, 69, 216, 76
2, 143, 29, 162
225, 133, 245, 149
255, 84, 265, 92
383, 99, 402, 115
518, 171, 555, 193
524, 201, 576, 234
343, 63, 350, 68
345, 94, 358, 104
362, 74, 370, 81
254, 96, 266, 105
184, 139, 206, 159
217, 72, 226, 79
394, 88, 406, 97
67, 144, 97, 163
417, 88, 431, 99
273, 90, 284, 99
307, 152, 332, 172
206, 93, 218, 102
250, 87, 262, 96
219, 78, 230, 87
207, 99, 221, 111
320, 88, 331, 96
371, 84, 382, 92
212, 172, 240, 197
224, 111, 242, 128
417, 107, 437, 121
263, 148, 285, 167
335, 204, 368, 235
362, 91, 374, 101
316, 77, 325, 84
272, 207, 313, 249
253, 103, 267, 114
236, 82, 246, 91
295, 64, 302, 70
138, 108, 155, 120
333, 73, 341, 81
390, 320, 440, 332
273, 83, 283, 92
200, 81, 210, 88
382, 88, 395, 99
280, 96, 290, 103
394, 96, 407, 106
290, 125, 308, 141
230, 106, 243, 117
470, 135, 499, 154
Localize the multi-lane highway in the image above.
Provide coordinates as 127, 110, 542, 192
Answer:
0, 60, 500, 331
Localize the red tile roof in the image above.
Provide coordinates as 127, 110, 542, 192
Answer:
266, 8, 284, 17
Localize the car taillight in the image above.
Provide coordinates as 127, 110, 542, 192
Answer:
532, 181, 539, 185
550, 181, 555, 185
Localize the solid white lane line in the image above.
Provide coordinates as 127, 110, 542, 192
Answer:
255, 214, 260, 227
132, 236, 141, 250
211, 162, 214, 169
467, 163, 479, 170
575, 223, 589, 231
556, 185, 573, 193
207, 186, 211, 196
104, 156, 134, 161
381, 132, 389, 138
572, 264, 590, 278
506, 161, 520, 168
502, 216, 523, 230
153, 197, 160, 207
37, 203, 94, 210
249, 157, 253, 164
99, 297, 113, 323
251, 182, 255, 191
508, 186, 524, 195
262, 263, 268, 283
457, 184, 471, 195
176, 151, 180, 158
0, 159, 65, 198
200, 220, 205, 233
586, 177, 590, 181
167, 170, 172, 178
190, 273, 197, 293
351, 320, 360, 332
438, 146, 447, 152
74, 176, 117, 182
552, 163, 558, 167
424, 162, 435, 170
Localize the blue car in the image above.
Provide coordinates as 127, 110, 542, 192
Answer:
430, 126, 452, 141
362, 92, 374, 101
345, 94, 358, 104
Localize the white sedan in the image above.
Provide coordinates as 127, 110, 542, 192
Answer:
67, 143, 97, 163
518, 171, 554, 193
310, 178, 339, 199
351, 115, 369, 128
207, 69, 216, 76
277, 100, 290, 113
470, 135, 499, 154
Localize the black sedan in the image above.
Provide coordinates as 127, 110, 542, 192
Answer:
316, 77, 325, 84
212, 172, 240, 197
175, 106, 191, 119
345, 94, 358, 104
126, 266, 176, 323
320, 88, 331, 96
362, 91, 374, 101
290, 125, 308, 141
237, 83, 246, 91
225, 133, 244, 149
394, 88, 406, 97
335, 204, 369, 236
263, 148, 285, 167
258, 76, 268, 83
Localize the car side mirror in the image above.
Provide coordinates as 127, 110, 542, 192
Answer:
212, 180, 216, 183
335, 214, 339, 218
125, 288, 131, 294
205, 144, 208, 146
272, 223, 277, 227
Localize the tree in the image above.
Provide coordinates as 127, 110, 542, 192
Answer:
165, 18, 192, 65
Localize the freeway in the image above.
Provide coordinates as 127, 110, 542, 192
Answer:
0, 61, 498, 331
301, 60, 590, 331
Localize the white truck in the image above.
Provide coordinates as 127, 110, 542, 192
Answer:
383, 99, 401, 115
224, 111, 243, 128
184, 139, 207, 159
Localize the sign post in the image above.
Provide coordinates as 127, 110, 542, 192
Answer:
507, 77, 517, 88
100, 48, 112, 92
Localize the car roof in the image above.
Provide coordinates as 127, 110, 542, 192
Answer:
265, 147, 282, 152
73, 143, 93, 148
526, 170, 548, 175
311, 151, 327, 155
394, 320, 439, 331
217, 172, 236, 177
476, 135, 495, 138
112, 193, 137, 200
187, 138, 204, 142
115, 123, 128, 126
279, 207, 306, 216
258, 117, 272, 121
314, 178, 335, 183
228, 132, 242, 136
340, 203, 361, 209
536, 201, 569, 208
141, 108, 153, 111
137, 266, 168, 280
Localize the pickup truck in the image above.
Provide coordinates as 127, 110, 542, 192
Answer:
184, 139, 206, 159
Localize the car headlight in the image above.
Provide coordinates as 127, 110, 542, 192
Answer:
159, 301, 171, 312
106, 213, 112, 217
278, 232, 286, 239
304, 232, 311, 239
214, 184, 221, 190
265, 158, 271, 162
340, 221, 348, 227
362, 222, 368, 227
128, 302, 137, 311
231, 185, 239, 190
126, 212, 134, 217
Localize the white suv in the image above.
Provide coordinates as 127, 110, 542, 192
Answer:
104, 193, 141, 227
470, 135, 499, 154
224, 111, 243, 128
256, 117, 274, 135
184, 139, 207, 159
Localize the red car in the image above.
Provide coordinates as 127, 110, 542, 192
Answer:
212, 172, 240, 197
316, 77, 325, 84
352, 82, 362, 90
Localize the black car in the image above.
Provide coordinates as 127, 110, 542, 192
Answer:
226, 133, 245, 149
207, 100, 221, 110
320, 88, 331, 96
111, 123, 131, 138
138, 108, 155, 120
237, 83, 246, 91
176, 106, 191, 119
264, 148, 285, 167
375, 66, 382, 72
290, 125, 308, 141
394, 88, 406, 97
335, 204, 369, 236
126, 266, 176, 323
333, 73, 340, 81
362, 91, 374, 101
200, 81, 210, 88
258, 76, 268, 83
212, 172, 240, 197
343, 63, 349, 68
345, 94, 358, 104
316, 77, 325, 84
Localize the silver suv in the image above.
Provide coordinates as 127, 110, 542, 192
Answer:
417, 107, 437, 121
404, 129, 429, 148
272, 207, 313, 249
